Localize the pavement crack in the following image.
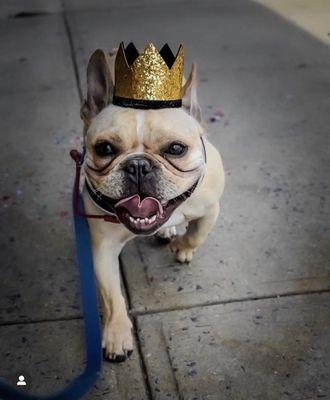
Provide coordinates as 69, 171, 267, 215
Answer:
63, 11, 83, 101
160, 326, 184, 400
129, 288, 330, 317
119, 258, 154, 400
0, 315, 82, 327
9, 11, 49, 19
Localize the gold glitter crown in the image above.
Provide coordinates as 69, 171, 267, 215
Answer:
113, 42, 184, 109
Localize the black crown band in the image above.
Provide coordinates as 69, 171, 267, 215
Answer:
113, 95, 182, 110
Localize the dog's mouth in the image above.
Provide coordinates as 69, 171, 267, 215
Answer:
114, 181, 198, 234
86, 180, 198, 234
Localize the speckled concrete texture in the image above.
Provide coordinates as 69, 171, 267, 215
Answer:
137, 293, 330, 400
0, 1, 329, 399
0, 320, 147, 399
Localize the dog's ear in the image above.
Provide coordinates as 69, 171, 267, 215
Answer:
81, 49, 114, 124
182, 64, 202, 124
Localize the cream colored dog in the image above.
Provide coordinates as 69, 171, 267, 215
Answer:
80, 49, 225, 362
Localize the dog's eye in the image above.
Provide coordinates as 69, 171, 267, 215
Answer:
94, 141, 116, 157
164, 142, 187, 157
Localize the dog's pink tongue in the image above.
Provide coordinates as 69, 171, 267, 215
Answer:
115, 194, 163, 218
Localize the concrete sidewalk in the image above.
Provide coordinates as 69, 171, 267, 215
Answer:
0, 1, 329, 399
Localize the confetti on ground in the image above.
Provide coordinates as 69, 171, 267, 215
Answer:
53, 135, 66, 145
209, 108, 225, 123
2, 195, 10, 201
69, 135, 83, 148
60, 210, 69, 217
16, 189, 23, 196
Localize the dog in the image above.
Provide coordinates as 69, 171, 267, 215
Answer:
80, 48, 225, 362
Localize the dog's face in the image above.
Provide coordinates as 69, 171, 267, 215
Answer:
81, 49, 205, 234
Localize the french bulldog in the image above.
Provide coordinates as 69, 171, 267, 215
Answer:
80, 49, 225, 362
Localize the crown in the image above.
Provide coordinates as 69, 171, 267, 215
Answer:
113, 42, 184, 109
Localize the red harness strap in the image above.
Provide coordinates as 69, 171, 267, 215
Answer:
70, 149, 120, 223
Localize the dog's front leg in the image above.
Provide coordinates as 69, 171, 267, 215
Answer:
92, 232, 133, 362
170, 201, 220, 263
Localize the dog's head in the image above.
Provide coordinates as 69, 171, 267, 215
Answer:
81, 49, 206, 234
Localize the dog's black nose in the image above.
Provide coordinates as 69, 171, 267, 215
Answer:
123, 157, 155, 182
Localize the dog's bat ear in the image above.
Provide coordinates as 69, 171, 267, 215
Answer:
182, 63, 203, 124
81, 49, 114, 123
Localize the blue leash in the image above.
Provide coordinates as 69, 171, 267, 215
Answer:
0, 152, 102, 400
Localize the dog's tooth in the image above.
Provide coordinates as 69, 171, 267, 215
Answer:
144, 218, 149, 225
150, 215, 156, 223
134, 219, 138, 225
129, 216, 134, 223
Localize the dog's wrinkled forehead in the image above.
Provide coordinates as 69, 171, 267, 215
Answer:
86, 105, 203, 147
87, 105, 136, 143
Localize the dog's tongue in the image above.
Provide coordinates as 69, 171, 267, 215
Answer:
115, 194, 163, 218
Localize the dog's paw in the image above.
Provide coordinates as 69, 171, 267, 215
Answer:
102, 316, 133, 363
170, 236, 196, 263
156, 226, 177, 244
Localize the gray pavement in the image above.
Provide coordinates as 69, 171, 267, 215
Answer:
0, 1, 329, 399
